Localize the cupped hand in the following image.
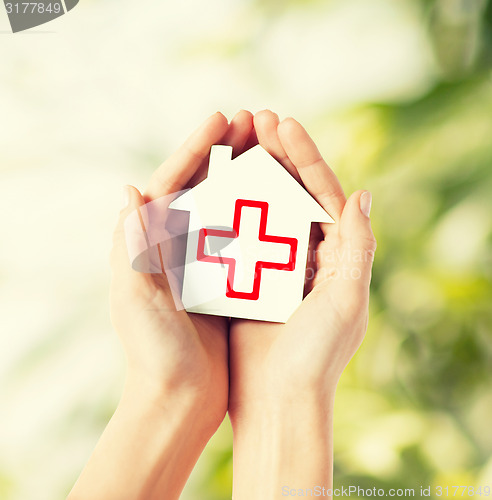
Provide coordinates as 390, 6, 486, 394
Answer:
110, 111, 256, 429
229, 110, 377, 417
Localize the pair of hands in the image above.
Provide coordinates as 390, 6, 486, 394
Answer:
111, 109, 376, 426
109, 109, 376, 496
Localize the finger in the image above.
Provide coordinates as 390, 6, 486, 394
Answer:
144, 112, 229, 200
338, 190, 377, 291
187, 110, 254, 187
277, 117, 346, 223
110, 185, 154, 292
220, 109, 254, 156
254, 109, 302, 182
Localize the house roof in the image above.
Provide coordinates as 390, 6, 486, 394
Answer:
169, 144, 335, 224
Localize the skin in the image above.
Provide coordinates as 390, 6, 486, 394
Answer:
67, 110, 376, 500
229, 111, 376, 498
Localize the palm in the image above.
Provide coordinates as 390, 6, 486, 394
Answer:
112, 112, 254, 424
229, 111, 375, 409
229, 226, 365, 401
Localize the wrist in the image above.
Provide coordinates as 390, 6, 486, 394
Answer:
70, 371, 221, 500
230, 390, 335, 499
121, 372, 225, 436
229, 383, 336, 426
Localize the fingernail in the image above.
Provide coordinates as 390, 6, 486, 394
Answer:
360, 191, 372, 217
122, 186, 130, 209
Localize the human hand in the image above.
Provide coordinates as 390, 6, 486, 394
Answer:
110, 111, 255, 429
226, 111, 376, 498
69, 112, 258, 500
229, 109, 377, 417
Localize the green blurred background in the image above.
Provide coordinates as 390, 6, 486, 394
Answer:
0, 0, 491, 498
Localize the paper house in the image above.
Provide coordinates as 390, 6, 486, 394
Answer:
169, 145, 334, 323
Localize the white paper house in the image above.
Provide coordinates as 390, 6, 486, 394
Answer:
169, 145, 334, 323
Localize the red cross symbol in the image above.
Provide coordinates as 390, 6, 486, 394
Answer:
197, 199, 298, 301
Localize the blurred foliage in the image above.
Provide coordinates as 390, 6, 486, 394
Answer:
428, 0, 489, 77
2, 0, 491, 498
184, 0, 492, 498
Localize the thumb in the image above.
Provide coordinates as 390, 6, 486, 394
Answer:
338, 190, 377, 293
